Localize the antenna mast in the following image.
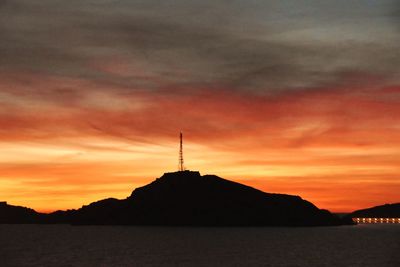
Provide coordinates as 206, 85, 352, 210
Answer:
179, 132, 185, 171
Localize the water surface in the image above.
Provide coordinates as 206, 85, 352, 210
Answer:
0, 224, 399, 267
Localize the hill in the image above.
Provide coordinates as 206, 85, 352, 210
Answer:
67, 171, 351, 226
0, 201, 42, 224
1, 171, 354, 226
347, 203, 400, 218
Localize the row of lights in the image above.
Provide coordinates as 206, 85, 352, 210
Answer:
353, 218, 400, 224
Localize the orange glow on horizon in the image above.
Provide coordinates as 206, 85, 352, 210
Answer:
1, 72, 399, 213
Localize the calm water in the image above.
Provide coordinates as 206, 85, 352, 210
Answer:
0, 224, 399, 267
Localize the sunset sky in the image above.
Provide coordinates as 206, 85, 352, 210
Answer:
1, 0, 399, 213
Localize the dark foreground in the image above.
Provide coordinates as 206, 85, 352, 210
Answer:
0, 224, 399, 267
0, 171, 352, 226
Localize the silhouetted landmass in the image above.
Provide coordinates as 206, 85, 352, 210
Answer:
1, 171, 354, 226
43, 209, 76, 224
347, 203, 400, 218
0, 201, 42, 224
50, 171, 353, 226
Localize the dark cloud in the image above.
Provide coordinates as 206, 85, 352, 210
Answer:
0, 0, 399, 94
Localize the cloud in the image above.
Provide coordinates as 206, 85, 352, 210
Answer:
1, 71, 399, 150
0, 0, 399, 94
1, 1, 400, 212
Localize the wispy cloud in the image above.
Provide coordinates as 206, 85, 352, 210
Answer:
1, 0, 399, 92
1, 0, 399, 212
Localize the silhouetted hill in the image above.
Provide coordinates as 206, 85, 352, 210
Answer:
347, 203, 400, 218
42, 209, 76, 224
68, 171, 352, 226
0, 201, 42, 224
0, 171, 354, 226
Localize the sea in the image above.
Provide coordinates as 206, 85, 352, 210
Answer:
0, 224, 399, 267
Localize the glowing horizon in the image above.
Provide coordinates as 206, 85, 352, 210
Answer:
1, 1, 399, 213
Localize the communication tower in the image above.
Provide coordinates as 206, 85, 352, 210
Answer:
179, 132, 185, 171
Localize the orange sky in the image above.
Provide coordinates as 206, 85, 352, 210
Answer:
0, 72, 399, 213
1, 1, 400, 214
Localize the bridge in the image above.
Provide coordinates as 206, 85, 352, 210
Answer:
353, 217, 400, 224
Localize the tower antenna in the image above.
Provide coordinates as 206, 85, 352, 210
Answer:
179, 132, 185, 171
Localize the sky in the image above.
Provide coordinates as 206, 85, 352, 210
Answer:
0, 0, 399, 213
